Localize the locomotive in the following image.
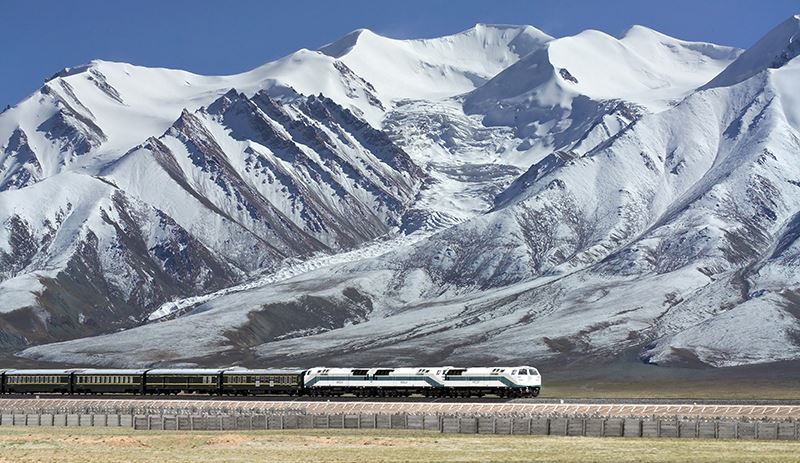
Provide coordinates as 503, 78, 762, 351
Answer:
0, 365, 541, 398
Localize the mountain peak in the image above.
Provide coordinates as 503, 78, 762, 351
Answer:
620, 24, 672, 41
319, 28, 377, 58
703, 13, 800, 89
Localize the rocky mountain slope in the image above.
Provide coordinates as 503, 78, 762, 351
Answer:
5, 17, 800, 371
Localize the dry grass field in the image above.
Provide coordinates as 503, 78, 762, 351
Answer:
0, 427, 799, 463
539, 379, 800, 400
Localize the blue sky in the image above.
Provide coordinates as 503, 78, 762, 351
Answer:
1, 0, 798, 108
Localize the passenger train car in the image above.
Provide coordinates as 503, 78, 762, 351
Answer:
0, 366, 540, 398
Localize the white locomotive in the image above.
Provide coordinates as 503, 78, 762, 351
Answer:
303, 365, 541, 398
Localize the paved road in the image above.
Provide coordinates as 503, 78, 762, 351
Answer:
1, 397, 799, 419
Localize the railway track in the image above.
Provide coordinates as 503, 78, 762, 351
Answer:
3, 394, 800, 405
2, 396, 800, 419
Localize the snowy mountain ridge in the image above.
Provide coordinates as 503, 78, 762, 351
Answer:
4, 17, 800, 372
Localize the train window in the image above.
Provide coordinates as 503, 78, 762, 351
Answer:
512, 370, 518, 375
352, 369, 369, 376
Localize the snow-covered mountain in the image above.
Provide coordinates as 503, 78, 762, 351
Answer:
5, 17, 800, 373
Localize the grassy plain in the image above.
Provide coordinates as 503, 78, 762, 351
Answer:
0, 427, 799, 463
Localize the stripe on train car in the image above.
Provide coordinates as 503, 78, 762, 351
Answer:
305, 375, 443, 388
445, 376, 527, 388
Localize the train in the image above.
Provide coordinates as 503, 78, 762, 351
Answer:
0, 366, 541, 398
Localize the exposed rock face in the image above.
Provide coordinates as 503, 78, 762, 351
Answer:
0, 87, 425, 349
0, 129, 42, 190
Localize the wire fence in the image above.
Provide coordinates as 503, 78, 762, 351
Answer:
1, 411, 799, 440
